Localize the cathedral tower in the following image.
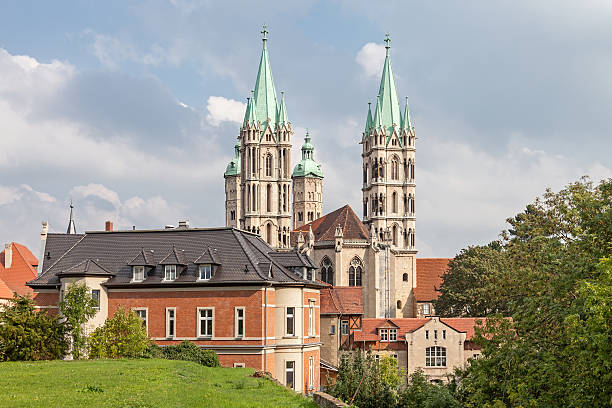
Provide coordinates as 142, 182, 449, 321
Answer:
224, 26, 292, 248
292, 131, 323, 228
224, 137, 241, 228
361, 35, 416, 251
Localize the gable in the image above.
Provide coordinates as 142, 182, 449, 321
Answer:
292, 205, 369, 243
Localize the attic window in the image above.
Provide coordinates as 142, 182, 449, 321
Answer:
133, 266, 145, 282
199, 264, 212, 281
164, 265, 177, 281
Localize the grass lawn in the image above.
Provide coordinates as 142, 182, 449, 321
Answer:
0, 359, 318, 408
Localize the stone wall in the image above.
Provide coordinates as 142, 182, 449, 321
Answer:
313, 392, 349, 408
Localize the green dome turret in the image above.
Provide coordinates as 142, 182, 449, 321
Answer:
292, 131, 323, 178
224, 138, 241, 176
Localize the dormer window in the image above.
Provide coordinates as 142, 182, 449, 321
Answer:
133, 266, 145, 282
164, 265, 177, 281
199, 264, 212, 281
380, 328, 397, 342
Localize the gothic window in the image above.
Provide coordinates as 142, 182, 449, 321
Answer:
363, 165, 368, 184
403, 159, 407, 180
391, 157, 399, 180
265, 154, 272, 177
298, 212, 303, 222
397, 300, 402, 309
363, 199, 368, 218
266, 223, 272, 245
411, 161, 415, 181
392, 225, 398, 246
392, 192, 397, 213
266, 184, 272, 212
378, 158, 384, 178
320, 257, 333, 285
348, 257, 363, 287
251, 148, 256, 175
403, 194, 407, 213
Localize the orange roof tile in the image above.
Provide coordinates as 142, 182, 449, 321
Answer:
354, 318, 430, 341
0, 243, 37, 297
320, 287, 363, 315
441, 317, 488, 340
414, 258, 451, 302
0, 278, 14, 299
292, 205, 369, 244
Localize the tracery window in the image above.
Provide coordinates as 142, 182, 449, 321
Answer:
348, 257, 363, 287
265, 154, 273, 177
321, 257, 334, 285
391, 157, 399, 180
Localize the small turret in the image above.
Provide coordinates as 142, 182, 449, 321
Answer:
277, 91, 289, 126
66, 201, 76, 234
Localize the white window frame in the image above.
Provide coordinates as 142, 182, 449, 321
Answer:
91, 289, 100, 311
132, 307, 148, 334
197, 307, 214, 338
166, 307, 176, 338
233, 362, 245, 368
235, 307, 245, 338
308, 356, 315, 390
389, 328, 397, 342
286, 307, 295, 336
341, 320, 349, 335
308, 300, 315, 336
164, 264, 177, 281
425, 346, 447, 367
330, 324, 336, 335
198, 264, 212, 281
285, 360, 295, 389
132, 265, 145, 282
423, 303, 430, 315
380, 328, 388, 341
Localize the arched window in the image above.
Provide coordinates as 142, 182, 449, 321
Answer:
265, 154, 272, 177
320, 257, 333, 285
425, 346, 446, 367
408, 228, 413, 249
348, 257, 363, 287
392, 192, 397, 213
402, 273, 408, 282
379, 158, 384, 178
363, 165, 368, 184
266, 223, 272, 245
392, 225, 398, 246
397, 300, 402, 309
266, 184, 272, 212
391, 157, 399, 180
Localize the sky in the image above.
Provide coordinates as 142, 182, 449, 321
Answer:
0, 0, 610, 258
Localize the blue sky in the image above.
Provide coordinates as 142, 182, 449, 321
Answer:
0, 1, 610, 257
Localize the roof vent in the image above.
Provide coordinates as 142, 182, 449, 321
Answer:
178, 220, 190, 229
164, 225, 175, 229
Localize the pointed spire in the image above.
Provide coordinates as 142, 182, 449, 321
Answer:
376, 33, 401, 136
373, 95, 383, 129
253, 25, 278, 129
277, 91, 288, 125
401, 96, 413, 131
66, 200, 76, 234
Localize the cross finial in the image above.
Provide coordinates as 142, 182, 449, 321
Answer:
261, 24, 268, 41
384, 33, 391, 50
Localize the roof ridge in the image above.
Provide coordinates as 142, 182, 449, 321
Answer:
242, 234, 301, 282
12, 243, 37, 275
231, 229, 265, 279
37, 234, 87, 279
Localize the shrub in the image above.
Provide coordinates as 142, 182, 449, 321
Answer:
0, 295, 68, 361
60, 282, 97, 359
88, 306, 151, 359
157, 341, 220, 367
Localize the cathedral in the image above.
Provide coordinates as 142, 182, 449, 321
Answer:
225, 29, 419, 319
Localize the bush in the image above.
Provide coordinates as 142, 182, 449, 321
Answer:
144, 341, 220, 367
59, 282, 97, 359
88, 306, 151, 358
0, 295, 68, 361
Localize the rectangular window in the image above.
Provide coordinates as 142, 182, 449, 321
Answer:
309, 356, 315, 390
341, 321, 349, 335
442, 330, 446, 339
166, 308, 176, 338
198, 308, 213, 337
434, 330, 438, 340
199, 264, 211, 280
423, 303, 430, 315
308, 301, 315, 336
233, 362, 245, 368
330, 324, 336, 335
426, 346, 447, 367
286, 307, 295, 336
286, 361, 295, 389
133, 266, 145, 282
164, 265, 177, 281
389, 329, 397, 342
91, 289, 100, 310
380, 328, 388, 341
133, 308, 148, 333
425, 330, 429, 340
235, 307, 245, 338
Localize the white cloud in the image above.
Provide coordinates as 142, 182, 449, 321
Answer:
355, 42, 386, 78
88, 31, 171, 69
71, 184, 122, 209
206, 96, 246, 126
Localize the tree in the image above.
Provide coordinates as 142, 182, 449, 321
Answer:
0, 295, 68, 361
60, 282, 97, 359
434, 242, 509, 317
457, 177, 612, 407
88, 306, 150, 358
398, 370, 460, 408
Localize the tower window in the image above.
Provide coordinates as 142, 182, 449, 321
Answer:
321, 257, 334, 285
348, 257, 363, 287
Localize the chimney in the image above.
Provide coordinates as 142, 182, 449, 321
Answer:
4, 243, 12, 269
178, 220, 189, 229
37, 221, 49, 276
105, 221, 114, 232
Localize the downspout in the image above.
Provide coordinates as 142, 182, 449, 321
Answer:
264, 284, 268, 373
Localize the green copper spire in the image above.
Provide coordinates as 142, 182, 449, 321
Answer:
374, 34, 401, 140
373, 94, 383, 129
292, 130, 323, 178
277, 91, 288, 125
224, 137, 241, 176
243, 95, 257, 127
362, 102, 373, 140
253, 25, 278, 129
401, 96, 412, 131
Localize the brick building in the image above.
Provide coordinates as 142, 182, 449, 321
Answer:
0, 242, 38, 305
28, 225, 322, 393
414, 258, 451, 317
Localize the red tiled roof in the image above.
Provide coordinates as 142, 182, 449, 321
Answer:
0, 243, 37, 297
292, 205, 369, 244
441, 318, 488, 340
320, 287, 363, 315
0, 279, 14, 299
414, 258, 451, 302
354, 318, 430, 341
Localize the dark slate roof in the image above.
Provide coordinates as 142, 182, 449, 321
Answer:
269, 250, 316, 269
127, 249, 156, 266
159, 246, 187, 265
58, 259, 114, 277
291, 205, 369, 245
28, 227, 319, 289
194, 247, 220, 265
41, 234, 85, 273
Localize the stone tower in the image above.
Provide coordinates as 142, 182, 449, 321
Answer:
361, 35, 416, 251
225, 26, 293, 248
292, 131, 323, 228
224, 137, 241, 228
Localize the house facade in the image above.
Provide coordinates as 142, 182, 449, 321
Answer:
0, 242, 38, 305
28, 226, 322, 394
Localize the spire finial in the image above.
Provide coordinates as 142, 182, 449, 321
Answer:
384, 33, 391, 55
261, 24, 268, 42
